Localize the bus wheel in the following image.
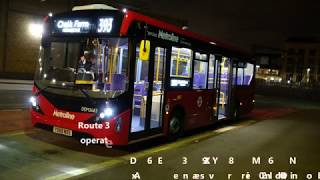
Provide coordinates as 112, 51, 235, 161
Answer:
169, 112, 184, 139
232, 105, 239, 121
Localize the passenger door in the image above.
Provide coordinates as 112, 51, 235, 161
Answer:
150, 46, 166, 129
130, 41, 167, 140
208, 54, 219, 119
217, 56, 232, 120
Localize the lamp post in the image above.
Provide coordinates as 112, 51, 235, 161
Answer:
306, 68, 311, 86
28, 23, 43, 39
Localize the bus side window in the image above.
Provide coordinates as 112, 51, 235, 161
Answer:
235, 62, 254, 86
169, 46, 192, 87
243, 63, 254, 85
170, 47, 192, 78
232, 59, 239, 85
208, 54, 216, 89
193, 52, 208, 89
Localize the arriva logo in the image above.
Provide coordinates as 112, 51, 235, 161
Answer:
53, 110, 75, 120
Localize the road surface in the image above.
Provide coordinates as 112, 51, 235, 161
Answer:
0, 88, 319, 179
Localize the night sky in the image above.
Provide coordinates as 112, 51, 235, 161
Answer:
97, 0, 320, 50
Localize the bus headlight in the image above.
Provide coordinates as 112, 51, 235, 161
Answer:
29, 96, 43, 114
29, 96, 37, 107
99, 107, 113, 119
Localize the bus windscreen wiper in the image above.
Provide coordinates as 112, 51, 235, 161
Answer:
73, 86, 97, 108
34, 86, 49, 97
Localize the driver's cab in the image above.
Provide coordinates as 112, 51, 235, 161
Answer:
72, 38, 129, 92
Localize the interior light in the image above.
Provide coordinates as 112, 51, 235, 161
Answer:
209, 41, 216, 45
122, 8, 127, 13
48, 12, 53, 17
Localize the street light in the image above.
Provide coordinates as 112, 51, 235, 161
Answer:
28, 23, 43, 38
306, 68, 311, 85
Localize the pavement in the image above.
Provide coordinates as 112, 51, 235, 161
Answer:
0, 79, 33, 85
0, 80, 319, 180
80, 109, 320, 180
76, 97, 320, 180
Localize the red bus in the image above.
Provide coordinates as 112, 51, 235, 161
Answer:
30, 4, 255, 145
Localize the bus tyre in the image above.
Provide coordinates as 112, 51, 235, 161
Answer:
232, 105, 239, 121
169, 112, 184, 139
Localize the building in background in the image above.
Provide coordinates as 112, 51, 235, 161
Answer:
254, 38, 320, 88
253, 45, 284, 84
0, 0, 74, 79
281, 37, 320, 87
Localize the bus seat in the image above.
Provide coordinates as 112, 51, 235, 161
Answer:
220, 73, 228, 79
133, 83, 145, 115
111, 74, 125, 91
104, 83, 111, 91
182, 72, 188, 76
208, 73, 215, 79
193, 73, 206, 88
134, 83, 145, 95
153, 81, 161, 91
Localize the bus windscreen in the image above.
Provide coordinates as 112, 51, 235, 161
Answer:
35, 38, 129, 98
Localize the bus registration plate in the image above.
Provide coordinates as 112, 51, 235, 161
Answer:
53, 126, 72, 136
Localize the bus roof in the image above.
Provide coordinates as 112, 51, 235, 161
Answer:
120, 10, 250, 57
72, 4, 118, 11
51, 5, 251, 58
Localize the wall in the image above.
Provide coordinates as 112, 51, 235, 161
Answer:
0, 0, 73, 79
0, 0, 8, 73
256, 84, 320, 102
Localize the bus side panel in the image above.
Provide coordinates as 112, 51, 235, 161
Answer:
166, 90, 215, 132
234, 85, 255, 115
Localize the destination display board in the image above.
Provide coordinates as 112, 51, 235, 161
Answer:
50, 10, 123, 36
